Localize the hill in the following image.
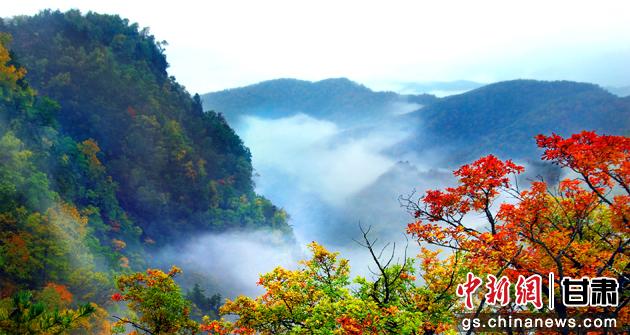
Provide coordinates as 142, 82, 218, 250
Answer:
202, 78, 437, 125
203, 77, 629, 164
408, 80, 630, 162
0, 30, 134, 320
1, 10, 290, 244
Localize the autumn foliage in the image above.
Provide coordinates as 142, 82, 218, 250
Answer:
194, 131, 628, 334
406, 131, 629, 330
111, 266, 199, 335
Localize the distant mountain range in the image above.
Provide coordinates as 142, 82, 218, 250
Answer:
202, 77, 630, 249
404, 80, 630, 162
202, 78, 436, 126
203, 78, 630, 163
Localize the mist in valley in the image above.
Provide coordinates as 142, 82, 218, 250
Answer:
156, 97, 469, 298
160, 91, 570, 299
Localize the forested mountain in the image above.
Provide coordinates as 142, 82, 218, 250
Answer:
0, 10, 290, 330
1, 10, 290, 243
409, 80, 630, 162
0, 32, 121, 332
205, 78, 630, 163
202, 78, 437, 125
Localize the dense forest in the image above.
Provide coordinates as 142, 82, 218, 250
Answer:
1, 10, 291, 242
0, 10, 290, 334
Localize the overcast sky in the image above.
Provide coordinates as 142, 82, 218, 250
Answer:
4, 0, 630, 93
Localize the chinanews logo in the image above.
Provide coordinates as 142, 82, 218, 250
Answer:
456, 272, 620, 310
455, 272, 625, 332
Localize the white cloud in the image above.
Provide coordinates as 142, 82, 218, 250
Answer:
240, 114, 404, 205
156, 230, 304, 297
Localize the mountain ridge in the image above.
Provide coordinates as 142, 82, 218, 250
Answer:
411, 79, 629, 162
202, 77, 437, 125
204, 77, 629, 162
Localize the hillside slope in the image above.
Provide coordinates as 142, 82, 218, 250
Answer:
1, 10, 290, 243
0, 30, 133, 316
408, 80, 630, 162
202, 78, 437, 125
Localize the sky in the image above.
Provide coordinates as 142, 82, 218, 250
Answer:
4, 0, 630, 93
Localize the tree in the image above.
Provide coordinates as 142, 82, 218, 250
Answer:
111, 266, 199, 335
405, 131, 629, 333
0, 290, 94, 334
201, 241, 458, 335
0, 33, 27, 95
205, 131, 628, 334
202, 242, 352, 334
186, 283, 222, 320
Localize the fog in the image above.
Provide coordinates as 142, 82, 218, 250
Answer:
240, 114, 405, 206
238, 104, 438, 244
152, 98, 470, 297
155, 230, 304, 297
150, 94, 568, 298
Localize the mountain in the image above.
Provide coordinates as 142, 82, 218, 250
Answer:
202, 78, 437, 126
203, 77, 629, 164
0, 9, 295, 322
1, 10, 291, 244
198, 77, 630, 261
407, 80, 630, 163
1, 27, 133, 319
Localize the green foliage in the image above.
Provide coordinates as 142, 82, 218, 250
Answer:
0, 27, 136, 315
203, 242, 459, 335
186, 284, 222, 320
0, 12, 289, 333
112, 267, 199, 335
0, 290, 95, 335
2, 9, 290, 243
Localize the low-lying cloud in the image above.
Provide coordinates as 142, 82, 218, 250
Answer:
155, 230, 304, 297
156, 105, 502, 298
240, 113, 406, 206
